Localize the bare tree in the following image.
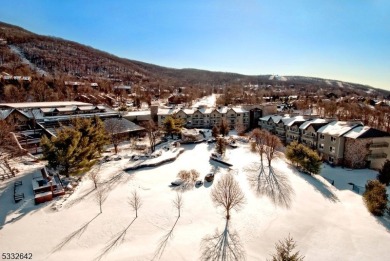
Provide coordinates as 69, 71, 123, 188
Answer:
128, 190, 142, 218
211, 173, 246, 220
95, 188, 107, 214
104, 118, 128, 154
88, 164, 101, 190
142, 120, 159, 153
250, 128, 268, 172
172, 192, 183, 218
265, 133, 282, 167
0, 120, 22, 176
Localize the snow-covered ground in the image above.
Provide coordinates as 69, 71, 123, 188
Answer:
1, 141, 390, 261
192, 94, 218, 108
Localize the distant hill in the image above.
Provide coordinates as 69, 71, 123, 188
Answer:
0, 21, 388, 97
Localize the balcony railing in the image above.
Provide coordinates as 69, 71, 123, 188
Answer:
302, 134, 315, 140
367, 153, 387, 159
369, 142, 389, 149
288, 129, 299, 134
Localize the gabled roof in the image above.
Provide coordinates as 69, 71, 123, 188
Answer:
0, 109, 13, 120
317, 121, 361, 137
259, 115, 283, 123
217, 107, 229, 114
299, 118, 329, 130
344, 126, 390, 139
231, 107, 248, 113
283, 116, 307, 127
182, 108, 195, 115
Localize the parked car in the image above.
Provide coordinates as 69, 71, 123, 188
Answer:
171, 180, 184, 186
207, 138, 216, 143
204, 173, 214, 182
195, 180, 203, 186
130, 155, 139, 161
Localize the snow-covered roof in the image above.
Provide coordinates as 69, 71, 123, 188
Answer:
157, 108, 179, 116
259, 114, 283, 123
344, 126, 390, 139
124, 110, 151, 117
231, 107, 248, 113
317, 121, 361, 137
104, 118, 144, 134
77, 106, 97, 111
217, 107, 229, 114
56, 106, 77, 112
41, 108, 56, 113
199, 108, 213, 114
299, 118, 329, 130
282, 116, 307, 127
182, 108, 195, 115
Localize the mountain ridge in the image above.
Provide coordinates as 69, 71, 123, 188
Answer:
0, 20, 388, 96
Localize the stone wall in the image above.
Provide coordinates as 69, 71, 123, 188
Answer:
344, 138, 371, 168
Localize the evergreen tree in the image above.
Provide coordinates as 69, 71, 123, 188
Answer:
41, 117, 108, 177
377, 160, 390, 186
301, 149, 322, 175
163, 116, 183, 138
215, 137, 227, 155
286, 141, 306, 167
363, 180, 388, 216
269, 234, 305, 261
211, 125, 220, 138
286, 142, 322, 174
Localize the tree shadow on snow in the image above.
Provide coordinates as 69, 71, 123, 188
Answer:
95, 217, 138, 261
152, 216, 180, 260
287, 164, 339, 203
65, 171, 128, 209
374, 214, 390, 232
200, 220, 246, 261
51, 213, 101, 254
0, 167, 54, 230
245, 162, 294, 208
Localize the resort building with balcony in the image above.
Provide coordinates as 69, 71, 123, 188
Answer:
343, 126, 390, 169
299, 119, 331, 149
316, 121, 362, 165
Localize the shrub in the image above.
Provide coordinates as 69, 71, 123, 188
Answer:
363, 180, 388, 216
177, 169, 200, 183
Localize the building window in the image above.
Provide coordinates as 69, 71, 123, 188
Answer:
320, 134, 325, 139
319, 143, 324, 150
329, 156, 334, 163
331, 136, 336, 143
330, 146, 335, 153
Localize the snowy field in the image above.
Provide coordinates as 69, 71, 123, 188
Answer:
1, 141, 390, 261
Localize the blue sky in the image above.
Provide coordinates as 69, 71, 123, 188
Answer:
1, 0, 389, 90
